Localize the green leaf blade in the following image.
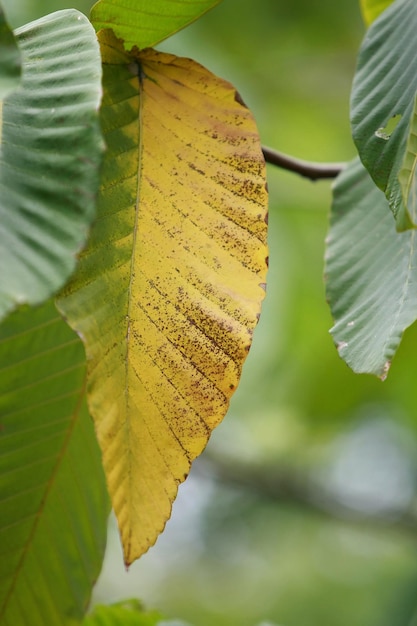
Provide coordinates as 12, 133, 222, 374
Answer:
326, 158, 417, 378
83, 600, 163, 626
351, 0, 417, 228
0, 10, 104, 321
90, 0, 222, 50
83, 600, 191, 625
0, 5, 21, 100
0, 301, 109, 626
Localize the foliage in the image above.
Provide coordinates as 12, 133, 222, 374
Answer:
0, 300, 109, 625
0, 0, 266, 621
331, 0, 417, 373
90, 0, 222, 50
83, 599, 163, 625
351, 0, 417, 229
84, 598, 194, 625
0, 10, 103, 319
325, 158, 417, 378
1, 0, 417, 624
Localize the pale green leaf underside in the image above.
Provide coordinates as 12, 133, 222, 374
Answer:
0, 10, 103, 321
326, 158, 417, 378
0, 5, 21, 100
0, 301, 109, 626
351, 0, 417, 229
90, 0, 221, 50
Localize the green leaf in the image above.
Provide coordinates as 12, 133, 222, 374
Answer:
0, 10, 103, 321
351, 0, 417, 229
325, 158, 417, 378
83, 600, 163, 625
0, 300, 109, 625
90, 0, 222, 50
0, 5, 21, 100
57, 31, 268, 565
359, 0, 395, 25
84, 600, 192, 626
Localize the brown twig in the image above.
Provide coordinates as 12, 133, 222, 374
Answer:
262, 145, 346, 181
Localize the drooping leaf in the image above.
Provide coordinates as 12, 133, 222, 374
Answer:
325, 158, 417, 378
351, 0, 417, 229
83, 600, 163, 626
0, 5, 21, 100
90, 0, 221, 50
0, 300, 109, 625
57, 30, 268, 565
0, 10, 103, 321
359, 0, 395, 25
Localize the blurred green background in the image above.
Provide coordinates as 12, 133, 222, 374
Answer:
5, 1, 417, 625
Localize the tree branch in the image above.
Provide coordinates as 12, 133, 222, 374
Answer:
197, 454, 417, 535
262, 146, 346, 181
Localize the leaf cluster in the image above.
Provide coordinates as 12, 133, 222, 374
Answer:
0, 0, 267, 623
327, 0, 417, 378
1, 0, 417, 624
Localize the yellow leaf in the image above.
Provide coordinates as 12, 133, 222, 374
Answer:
57, 30, 268, 565
360, 0, 394, 25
